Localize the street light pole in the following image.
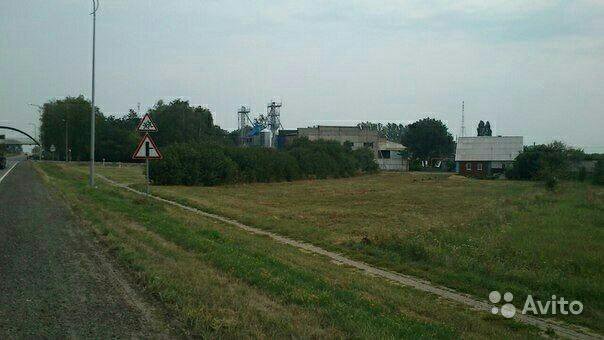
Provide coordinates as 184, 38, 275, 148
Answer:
28, 123, 37, 141
63, 119, 68, 162
28, 122, 37, 158
29, 103, 43, 159
89, 0, 99, 186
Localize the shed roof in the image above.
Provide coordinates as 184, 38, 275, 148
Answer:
455, 136, 523, 161
378, 140, 406, 151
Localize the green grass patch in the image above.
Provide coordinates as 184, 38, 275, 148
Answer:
39, 163, 542, 338
86, 164, 604, 332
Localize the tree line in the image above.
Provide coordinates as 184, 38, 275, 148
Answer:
150, 138, 378, 186
357, 118, 456, 166
39, 96, 229, 162
507, 141, 604, 187
40, 96, 460, 166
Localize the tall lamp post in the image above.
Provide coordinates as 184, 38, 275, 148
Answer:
28, 122, 37, 158
29, 103, 43, 158
89, 0, 100, 186
62, 118, 68, 162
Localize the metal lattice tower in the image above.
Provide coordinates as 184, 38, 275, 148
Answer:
267, 101, 282, 147
237, 106, 251, 138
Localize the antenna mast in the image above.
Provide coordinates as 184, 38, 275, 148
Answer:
460, 101, 466, 138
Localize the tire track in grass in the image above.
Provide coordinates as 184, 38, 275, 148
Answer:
96, 174, 601, 340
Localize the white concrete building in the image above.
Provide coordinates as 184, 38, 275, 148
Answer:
377, 140, 409, 171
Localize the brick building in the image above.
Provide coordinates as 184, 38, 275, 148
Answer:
455, 136, 523, 178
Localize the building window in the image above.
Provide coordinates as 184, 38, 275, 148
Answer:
477, 163, 483, 171
466, 163, 472, 171
379, 150, 391, 159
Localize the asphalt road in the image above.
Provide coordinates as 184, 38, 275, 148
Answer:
0, 155, 24, 182
0, 160, 167, 337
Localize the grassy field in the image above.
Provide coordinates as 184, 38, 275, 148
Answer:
87, 163, 604, 332
36, 163, 546, 338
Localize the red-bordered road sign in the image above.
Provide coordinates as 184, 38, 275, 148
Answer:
132, 133, 162, 159
136, 113, 158, 132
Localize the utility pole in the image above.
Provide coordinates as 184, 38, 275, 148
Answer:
89, 0, 99, 186
29, 104, 43, 158
28, 122, 37, 158
460, 101, 466, 138
28, 123, 37, 141
63, 118, 68, 162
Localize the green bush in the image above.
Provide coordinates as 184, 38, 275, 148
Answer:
508, 141, 591, 184
544, 174, 559, 191
409, 159, 422, 171
286, 138, 359, 179
151, 143, 237, 186
352, 148, 379, 173
577, 167, 587, 182
151, 138, 378, 186
225, 147, 302, 183
594, 160, 604, 186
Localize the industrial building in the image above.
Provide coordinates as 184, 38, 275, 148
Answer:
280, 126, 409, 171
237, 104, 409, 171
455, 136, 523, 178
238, 102, 283, 148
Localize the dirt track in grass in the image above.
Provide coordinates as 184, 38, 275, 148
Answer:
97, 171, 602, 340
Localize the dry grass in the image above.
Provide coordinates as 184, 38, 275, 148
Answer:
76, 164, 604, 332
40, 163, 544, 338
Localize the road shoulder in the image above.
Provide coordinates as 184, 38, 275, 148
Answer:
0, 161, 170, 338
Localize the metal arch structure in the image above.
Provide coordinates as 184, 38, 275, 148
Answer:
0, 126, 41, 146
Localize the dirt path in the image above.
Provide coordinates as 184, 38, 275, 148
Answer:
98, 173, 602, 340
0, 162, 168, 338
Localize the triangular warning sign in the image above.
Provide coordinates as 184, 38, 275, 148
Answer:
132, 134, 163, 159
136, 113, 158, 132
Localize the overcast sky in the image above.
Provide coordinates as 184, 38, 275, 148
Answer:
1, 0, 603, 152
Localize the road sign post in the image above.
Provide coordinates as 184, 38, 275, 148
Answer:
145, 140, 150, 194
133, 113, 161, 195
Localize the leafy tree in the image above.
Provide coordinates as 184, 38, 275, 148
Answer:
39, 96, 141, 162
401, 118, 455, 162
594, 160, 604, 185
383, 123, 406, 143
96, 115, 139, 162
357, 122, 382, 132
357, 122, 406, 143
148, 99, 230, 147
477, 121, 485, 136
39, 97, 231, 162
352, 148, 379, 173
40, 96, 100, 161
477, 120, 493, 136
507, 141, 584, 180
484, 121, 492, 136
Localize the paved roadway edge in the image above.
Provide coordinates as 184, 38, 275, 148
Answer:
92, 172, 601, 340
0, 160, 20, 184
